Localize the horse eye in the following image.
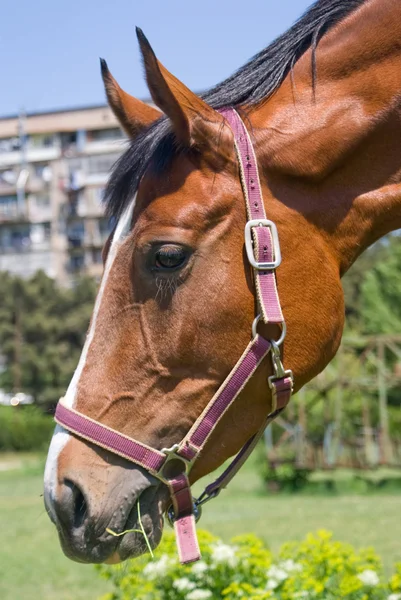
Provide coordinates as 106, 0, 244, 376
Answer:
154, 245, 187, 270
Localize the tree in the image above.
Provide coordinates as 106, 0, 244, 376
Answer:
359, 236, 401, 334
0, 271, 97, 410
342, 234, 401, 334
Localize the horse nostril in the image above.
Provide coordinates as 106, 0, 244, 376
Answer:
63, 479, 88, 530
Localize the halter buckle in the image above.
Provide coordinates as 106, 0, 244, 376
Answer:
166, 502, 202, 527
160, 444, 192, 478
244, 219, 282, 270
195, 488, 221, 508
268, 340, 293, 388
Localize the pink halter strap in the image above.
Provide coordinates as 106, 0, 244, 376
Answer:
54, 108, 293, 565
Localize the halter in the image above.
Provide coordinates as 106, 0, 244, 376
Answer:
54, 108, 293, 564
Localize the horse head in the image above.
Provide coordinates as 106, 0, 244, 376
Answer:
44, 0, 401, 563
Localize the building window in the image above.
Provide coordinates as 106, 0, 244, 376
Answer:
0, 137, 21, 152
67, 157, 85, 172
28, 134, 55, 149
0, 169, 17, 187
0, 225, 30, 251
69, 253, 85, 272
99, 217, 112, 237
87, 154, 120, 175
0, 222, 49, 252
33, 163, 52, 181
0, 195, 18, 218
30, 222, 51, 245
92, 248, 103, 264
67, 221, 85, 247
87, 128, 123, 142
94, 187, 104, 204
34, 194, 51, 207
86, 186, 105, 207
61, 131, 77, 150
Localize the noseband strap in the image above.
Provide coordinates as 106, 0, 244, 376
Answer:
54, 108, 293, 565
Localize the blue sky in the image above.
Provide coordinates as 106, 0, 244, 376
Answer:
1, 0, 312, 116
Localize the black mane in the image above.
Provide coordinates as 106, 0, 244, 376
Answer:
105, 0, 366, 219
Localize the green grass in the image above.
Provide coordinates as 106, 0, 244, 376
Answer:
0, 456, 400, 600
195, 467, 401, 572
0, 463, 112, 600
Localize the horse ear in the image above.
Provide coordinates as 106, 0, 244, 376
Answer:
100, 59, 161, 138
136, 28, 224, 148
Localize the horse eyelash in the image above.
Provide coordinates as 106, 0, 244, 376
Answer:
155, 276, 180, 301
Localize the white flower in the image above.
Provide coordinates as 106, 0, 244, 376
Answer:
142, 554, 171, 579
186, 590, 213, 600
173, 577, 196, 592
358, 569, 380, 586
211, 542, 238, 567
191, 561, 208, 576
266, 579, 280, 590
388, 595, 401, 600
267, 565, 289, 581
266, 564, 289, 590
280, 559, 302, 573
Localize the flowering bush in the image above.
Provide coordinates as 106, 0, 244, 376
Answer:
97, 530, 401, 600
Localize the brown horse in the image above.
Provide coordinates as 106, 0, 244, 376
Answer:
44, 0, 401, 564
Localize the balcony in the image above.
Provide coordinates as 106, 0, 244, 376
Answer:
0, 145, 60, 167
83, 172, 109, 186
66, 248, 103, 279
26, 134, 60, 163
0, 235, 52, 254
64, 184, 105, 219
67, 233, 108, 250
0, 204, 29, 224
85, 233, 109, 247
27, 175, 49, 194
67, 236, 84, 249
0, 167, 50, 199
0, 242, 51, 255
83, 128, 126, 156
83, 139, 126, 155
0, 182, 17, 196
26, 146, 61, 163
28, 204, 53, 224
0, 222, 52, 257
0, 248, 54, 278
0, 168, 17, 194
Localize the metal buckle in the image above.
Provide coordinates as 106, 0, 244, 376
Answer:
244, 219, 282, 270
268, 340, 293, 389
160, 444, 192, 478
166, 502, 202, 527
195, 488, 220, 508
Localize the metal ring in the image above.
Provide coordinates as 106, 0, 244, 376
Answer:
252, 315, 287, 346
166, 503, 202, 527
275, 321, 287, 346
252, 315, 262, 338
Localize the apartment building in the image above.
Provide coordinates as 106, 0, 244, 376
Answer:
0, 105, 127, 284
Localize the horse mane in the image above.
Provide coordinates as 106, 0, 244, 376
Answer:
105, 0, 366, 220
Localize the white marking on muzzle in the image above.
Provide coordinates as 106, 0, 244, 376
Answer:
44, 197, 137, 499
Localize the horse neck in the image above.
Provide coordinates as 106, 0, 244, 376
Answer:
250, 0, 401, 276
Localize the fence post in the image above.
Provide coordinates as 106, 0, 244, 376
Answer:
377, 340, 392, 464
297, 388, 307, 468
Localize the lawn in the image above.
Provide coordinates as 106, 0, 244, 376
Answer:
0, 456, 400, 600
